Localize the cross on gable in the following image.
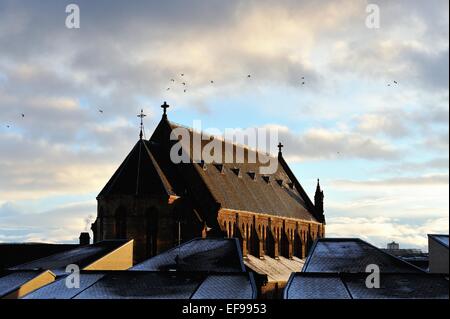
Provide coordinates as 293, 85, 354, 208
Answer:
278, 142, 284, 153
137, 109, 146, 139
161, 101, 170, 115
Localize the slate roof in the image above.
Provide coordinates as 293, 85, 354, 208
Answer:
132, 238, 245, 272
24, 271, 256, 299
0, 271, 46, 298
23, 273, 105, 299
284, 273, 351, 299
98, 139, 175, 198
284, 273, 449, 299
0, 243, 77, 269
429, 234, 449, 248
165, 121, 319, 221
9, 240, 128, 275
243, 254, 305, 282
303, 238, 423, 273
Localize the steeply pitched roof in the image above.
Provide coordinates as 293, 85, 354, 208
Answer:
303, 238, 423, 273
148, 117, 319, 222
131, 238, 245, 272
9, 240, 129, 275
429, 234, 449, 248
284, 272, 449, 299
98, 139, 175, 198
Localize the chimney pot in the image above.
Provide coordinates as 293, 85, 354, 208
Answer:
79, 232, 91, 245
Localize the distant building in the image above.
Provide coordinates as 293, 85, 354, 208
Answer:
382, 243, 428, 271
387, 241, 399, 250
428, 234, 449, 274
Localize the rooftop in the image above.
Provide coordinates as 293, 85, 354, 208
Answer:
303, 238, 423, 273
284, 273, 449, 299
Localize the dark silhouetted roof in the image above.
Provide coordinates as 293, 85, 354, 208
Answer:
429, 234, 449, 248
25, 271, 256, 299
284, 273, 351, 299
9, 240, 128, 275
284, 273, 449, 299
0, 271, 44, 298
132, 238, 245, 272
23, 273, 106, 299
165, 121, 319, 221
303, 238, 423, 273
0, 243, 77, 269
98, 139, 175, 198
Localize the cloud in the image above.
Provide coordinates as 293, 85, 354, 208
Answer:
270, 125, 400, 161
0, 200, 96, 243
332, 174, 449, 188
0, 0, 447, 245
326, 216, 449, 250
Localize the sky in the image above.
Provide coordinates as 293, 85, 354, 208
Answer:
0, 0, 448, 250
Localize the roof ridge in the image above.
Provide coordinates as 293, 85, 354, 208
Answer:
168, 120, 277, 160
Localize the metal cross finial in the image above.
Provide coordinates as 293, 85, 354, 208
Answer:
278, 142, 284, 153
137, 109, 146, 139
161, 101, 170, 116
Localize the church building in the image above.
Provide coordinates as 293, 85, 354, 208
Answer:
92, 102, 325, 264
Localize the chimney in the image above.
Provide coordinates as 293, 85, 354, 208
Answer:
79, 232, 91, 245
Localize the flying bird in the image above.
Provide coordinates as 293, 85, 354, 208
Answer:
6, 124, 10, 128
247, 74, 251, 78
170, 79, 175, 82
98, 109, 103, 113
302, 82, 305, 85
181, 73, 184, 76
182, 82, 186, 85
210, 80, 214, 84
21, 113, 25, 118
184, 89, 187, 93
167, 87, 170, 91
393, 80, 398, 84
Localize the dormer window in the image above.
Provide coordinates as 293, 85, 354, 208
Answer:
262, 175, 270, 184
276, 179, 283, 186
214, 163, 225, 174
248, 171, 256, 180
231, 167, 241, 177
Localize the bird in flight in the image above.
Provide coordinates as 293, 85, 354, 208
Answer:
393, 80, 398, 84
6, 124, 10, 128
184, 89, 187, 93
98, 109, 103, 114
170, 79, 175, 82
302, 82, 305, 85
182, 82, 186, 86
181, 73, 184, 77
21, 113, 25, 118
247, 74, 251, 78
167, 87, 170, 91
210, 80, 214, 84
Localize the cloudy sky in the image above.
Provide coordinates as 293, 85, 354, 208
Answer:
0, 0, 448, 250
